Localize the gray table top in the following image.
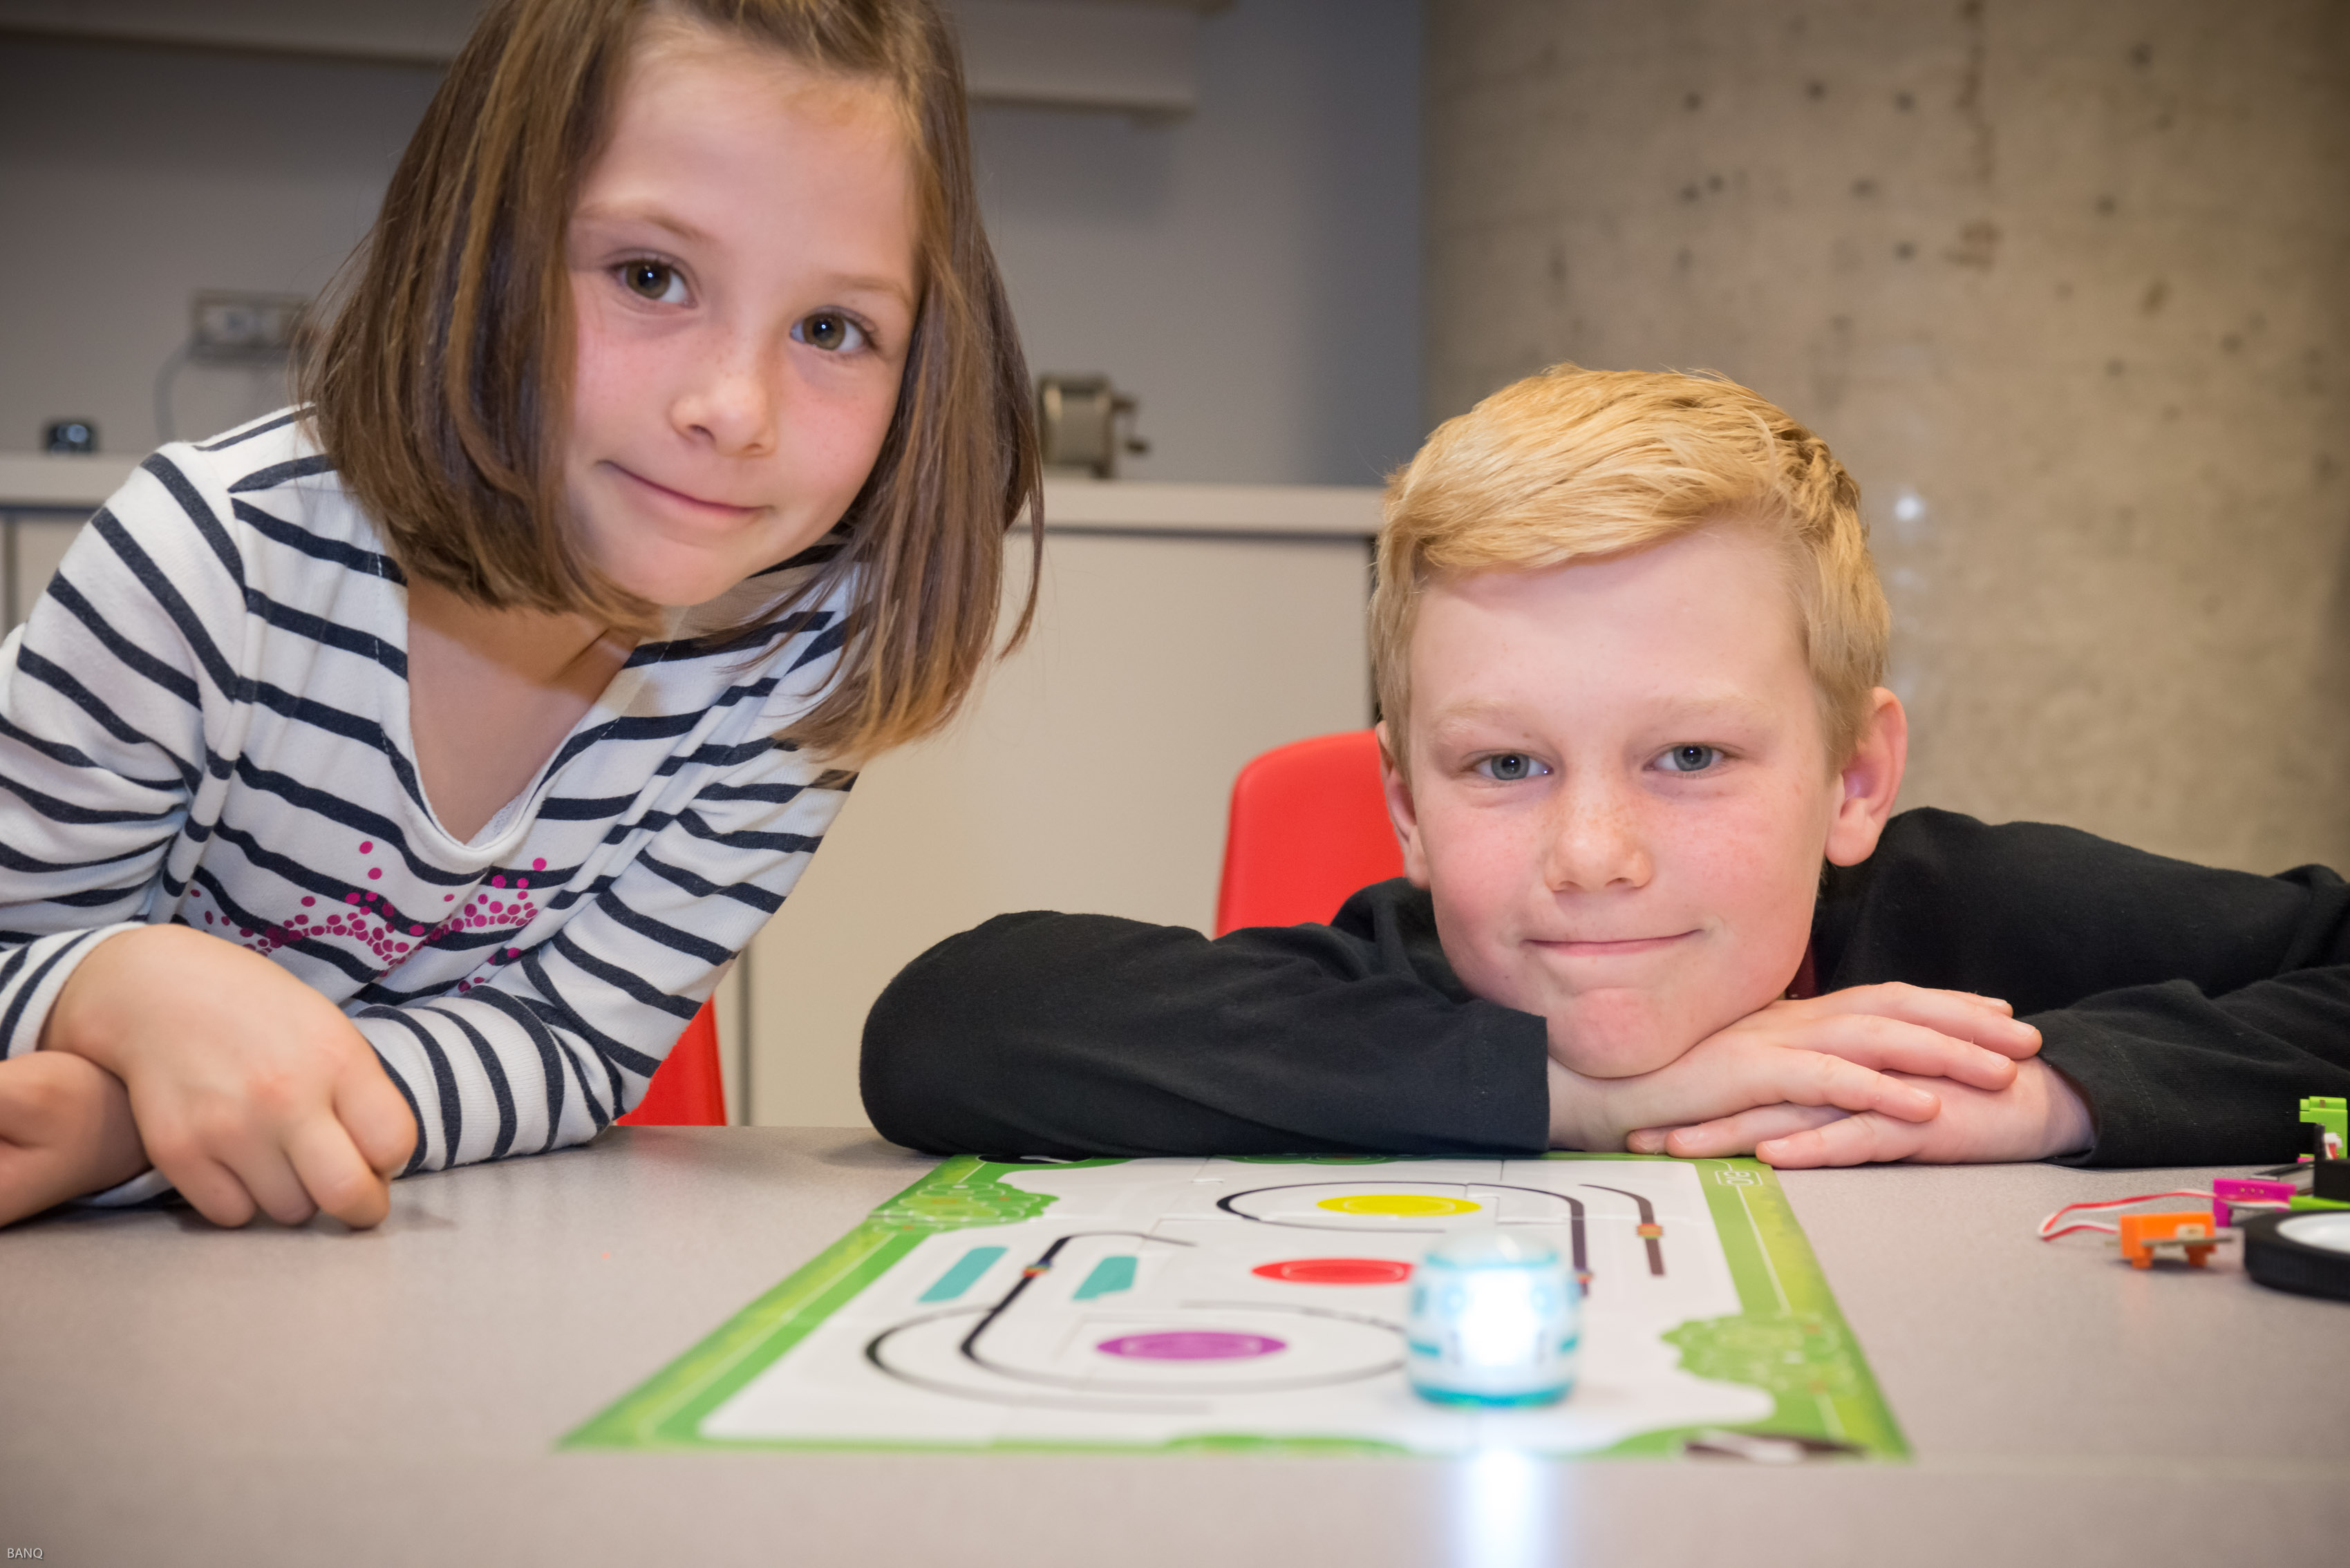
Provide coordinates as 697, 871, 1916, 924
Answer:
3, 1128, 2344, 1567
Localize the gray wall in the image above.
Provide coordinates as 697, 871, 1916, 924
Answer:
974, 0, 1422, 484
0, 0, 1423, 486
1426, 0, 2350, 873
0, 36, 439, 452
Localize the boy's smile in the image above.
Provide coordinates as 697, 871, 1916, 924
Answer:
1382, 522, 1905, 1078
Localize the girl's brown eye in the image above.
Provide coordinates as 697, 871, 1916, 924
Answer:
793, 311, 869, 352
621, 261, 684, 303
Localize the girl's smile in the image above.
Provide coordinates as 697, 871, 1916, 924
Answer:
606, 462, 769, 527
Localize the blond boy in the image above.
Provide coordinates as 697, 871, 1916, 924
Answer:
865, 368, 2350, 1166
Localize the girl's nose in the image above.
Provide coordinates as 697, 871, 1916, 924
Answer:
672, 337, 780, 456
1540, 780, 1654, 893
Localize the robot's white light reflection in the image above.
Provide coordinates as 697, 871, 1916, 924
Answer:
1452, 1446, 1563, 1568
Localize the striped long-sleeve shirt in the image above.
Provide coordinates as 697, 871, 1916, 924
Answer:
0, 410, 856, 1196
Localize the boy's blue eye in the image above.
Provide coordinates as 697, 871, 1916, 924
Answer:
1478, 753, 1547, 782
619, 261, 686, 304
1656, 744, 1722, 774
794, 311, 869, 353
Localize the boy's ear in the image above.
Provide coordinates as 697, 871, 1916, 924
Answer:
1375, 721, 1434, 887
1824, 688, 1908, 867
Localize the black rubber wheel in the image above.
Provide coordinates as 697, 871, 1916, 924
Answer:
2241, 1210, 2350, 1303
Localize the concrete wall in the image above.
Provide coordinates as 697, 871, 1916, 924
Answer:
0, 0, 1422, 486
1425, 0, 2350, 873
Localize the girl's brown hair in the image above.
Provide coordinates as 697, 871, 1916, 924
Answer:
302, 0, 1040, 762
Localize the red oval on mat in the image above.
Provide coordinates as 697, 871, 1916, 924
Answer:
1252, 1257, 1413, 1286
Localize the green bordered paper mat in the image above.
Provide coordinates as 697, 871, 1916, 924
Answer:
567, 1153, 1906, 1461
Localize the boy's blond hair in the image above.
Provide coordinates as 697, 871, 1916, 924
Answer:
1373, 365, 1890, 767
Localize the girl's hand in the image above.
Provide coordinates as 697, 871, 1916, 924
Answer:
1548, 983, 2041, 1152
41, 926, 417, 1228
1627, 1057, 2093, 1166
0, 1050, 147, 1227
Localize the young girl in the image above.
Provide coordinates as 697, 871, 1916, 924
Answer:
0, 0, 1037, 1229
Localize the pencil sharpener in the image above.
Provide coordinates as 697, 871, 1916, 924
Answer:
1404, 1227, 1579, 1407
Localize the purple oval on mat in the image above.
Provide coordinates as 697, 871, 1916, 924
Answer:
1095, 1331, 1287, 1361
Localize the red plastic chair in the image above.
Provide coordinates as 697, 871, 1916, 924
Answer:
616, 999, 726, 1126
1213, 730, 1406, 936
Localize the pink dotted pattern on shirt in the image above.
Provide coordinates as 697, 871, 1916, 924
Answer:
190, 848, 552, 994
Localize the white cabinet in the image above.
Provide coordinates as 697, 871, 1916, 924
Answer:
0, 455, 129, 632
744, 480, 1380, 1128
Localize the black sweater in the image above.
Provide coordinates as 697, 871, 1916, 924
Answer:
862, 809, 2350, 1167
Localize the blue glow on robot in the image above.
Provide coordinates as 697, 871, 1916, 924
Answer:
1405, 1227, 1579, 1406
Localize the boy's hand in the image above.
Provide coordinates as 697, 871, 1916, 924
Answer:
1550, 983, 2040, 1152
41, 926, 417, 1229
0, 1050, 148, 1227
1626, 1057, 2092, 1165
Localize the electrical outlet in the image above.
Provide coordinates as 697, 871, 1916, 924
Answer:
189, 291, 308, 361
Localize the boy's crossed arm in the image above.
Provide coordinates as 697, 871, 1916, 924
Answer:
858, 907, 2040, 1161
1549, 981, 2056, 1158
1611, 980, 2091, 1166
1628, 1059, 2092, 1166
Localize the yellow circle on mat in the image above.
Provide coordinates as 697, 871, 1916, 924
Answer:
1316, 1193, 1482, 1217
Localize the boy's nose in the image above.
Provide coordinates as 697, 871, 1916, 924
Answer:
1539, 786, 1654, 893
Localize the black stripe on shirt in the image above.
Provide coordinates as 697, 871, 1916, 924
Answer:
624, 609, 834, 668
225, 755, 450, 870
590, 884, 733, 965
243, 589, 406, 679
635, 850, 783, 914
40, 575, 205, 713
90, 511, 243, 701
695, 780, 813, 805
0, 762, 180, 827
420, 1003, 519, 1161
509, 955, 577, 1144
473, 987, 589, 1149
509, 982, 629, 1135
677, 809, 824, 856
359, 1035, 433, 1177
542, 710, 705, 779
10, 648, 199, 786
360, 1007, 462, 1171
196, 409, 304, 452
227, 453, 338, 493
139, 453, 246, 587
0, 833, 169, 878
545, 929, 697, 1023
0, 929, 102, 1059
789, 621, 847, 671
652, 737, 786, 776
231, 499, 404, 582
0, 709, 187, 792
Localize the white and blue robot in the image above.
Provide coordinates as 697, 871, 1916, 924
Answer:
1404, 1227, 1580, 1406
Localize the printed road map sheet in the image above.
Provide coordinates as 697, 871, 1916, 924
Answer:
569, 1154, 1904, 1461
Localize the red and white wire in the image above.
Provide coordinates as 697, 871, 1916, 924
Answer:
2036, 1189, 2213, 1242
